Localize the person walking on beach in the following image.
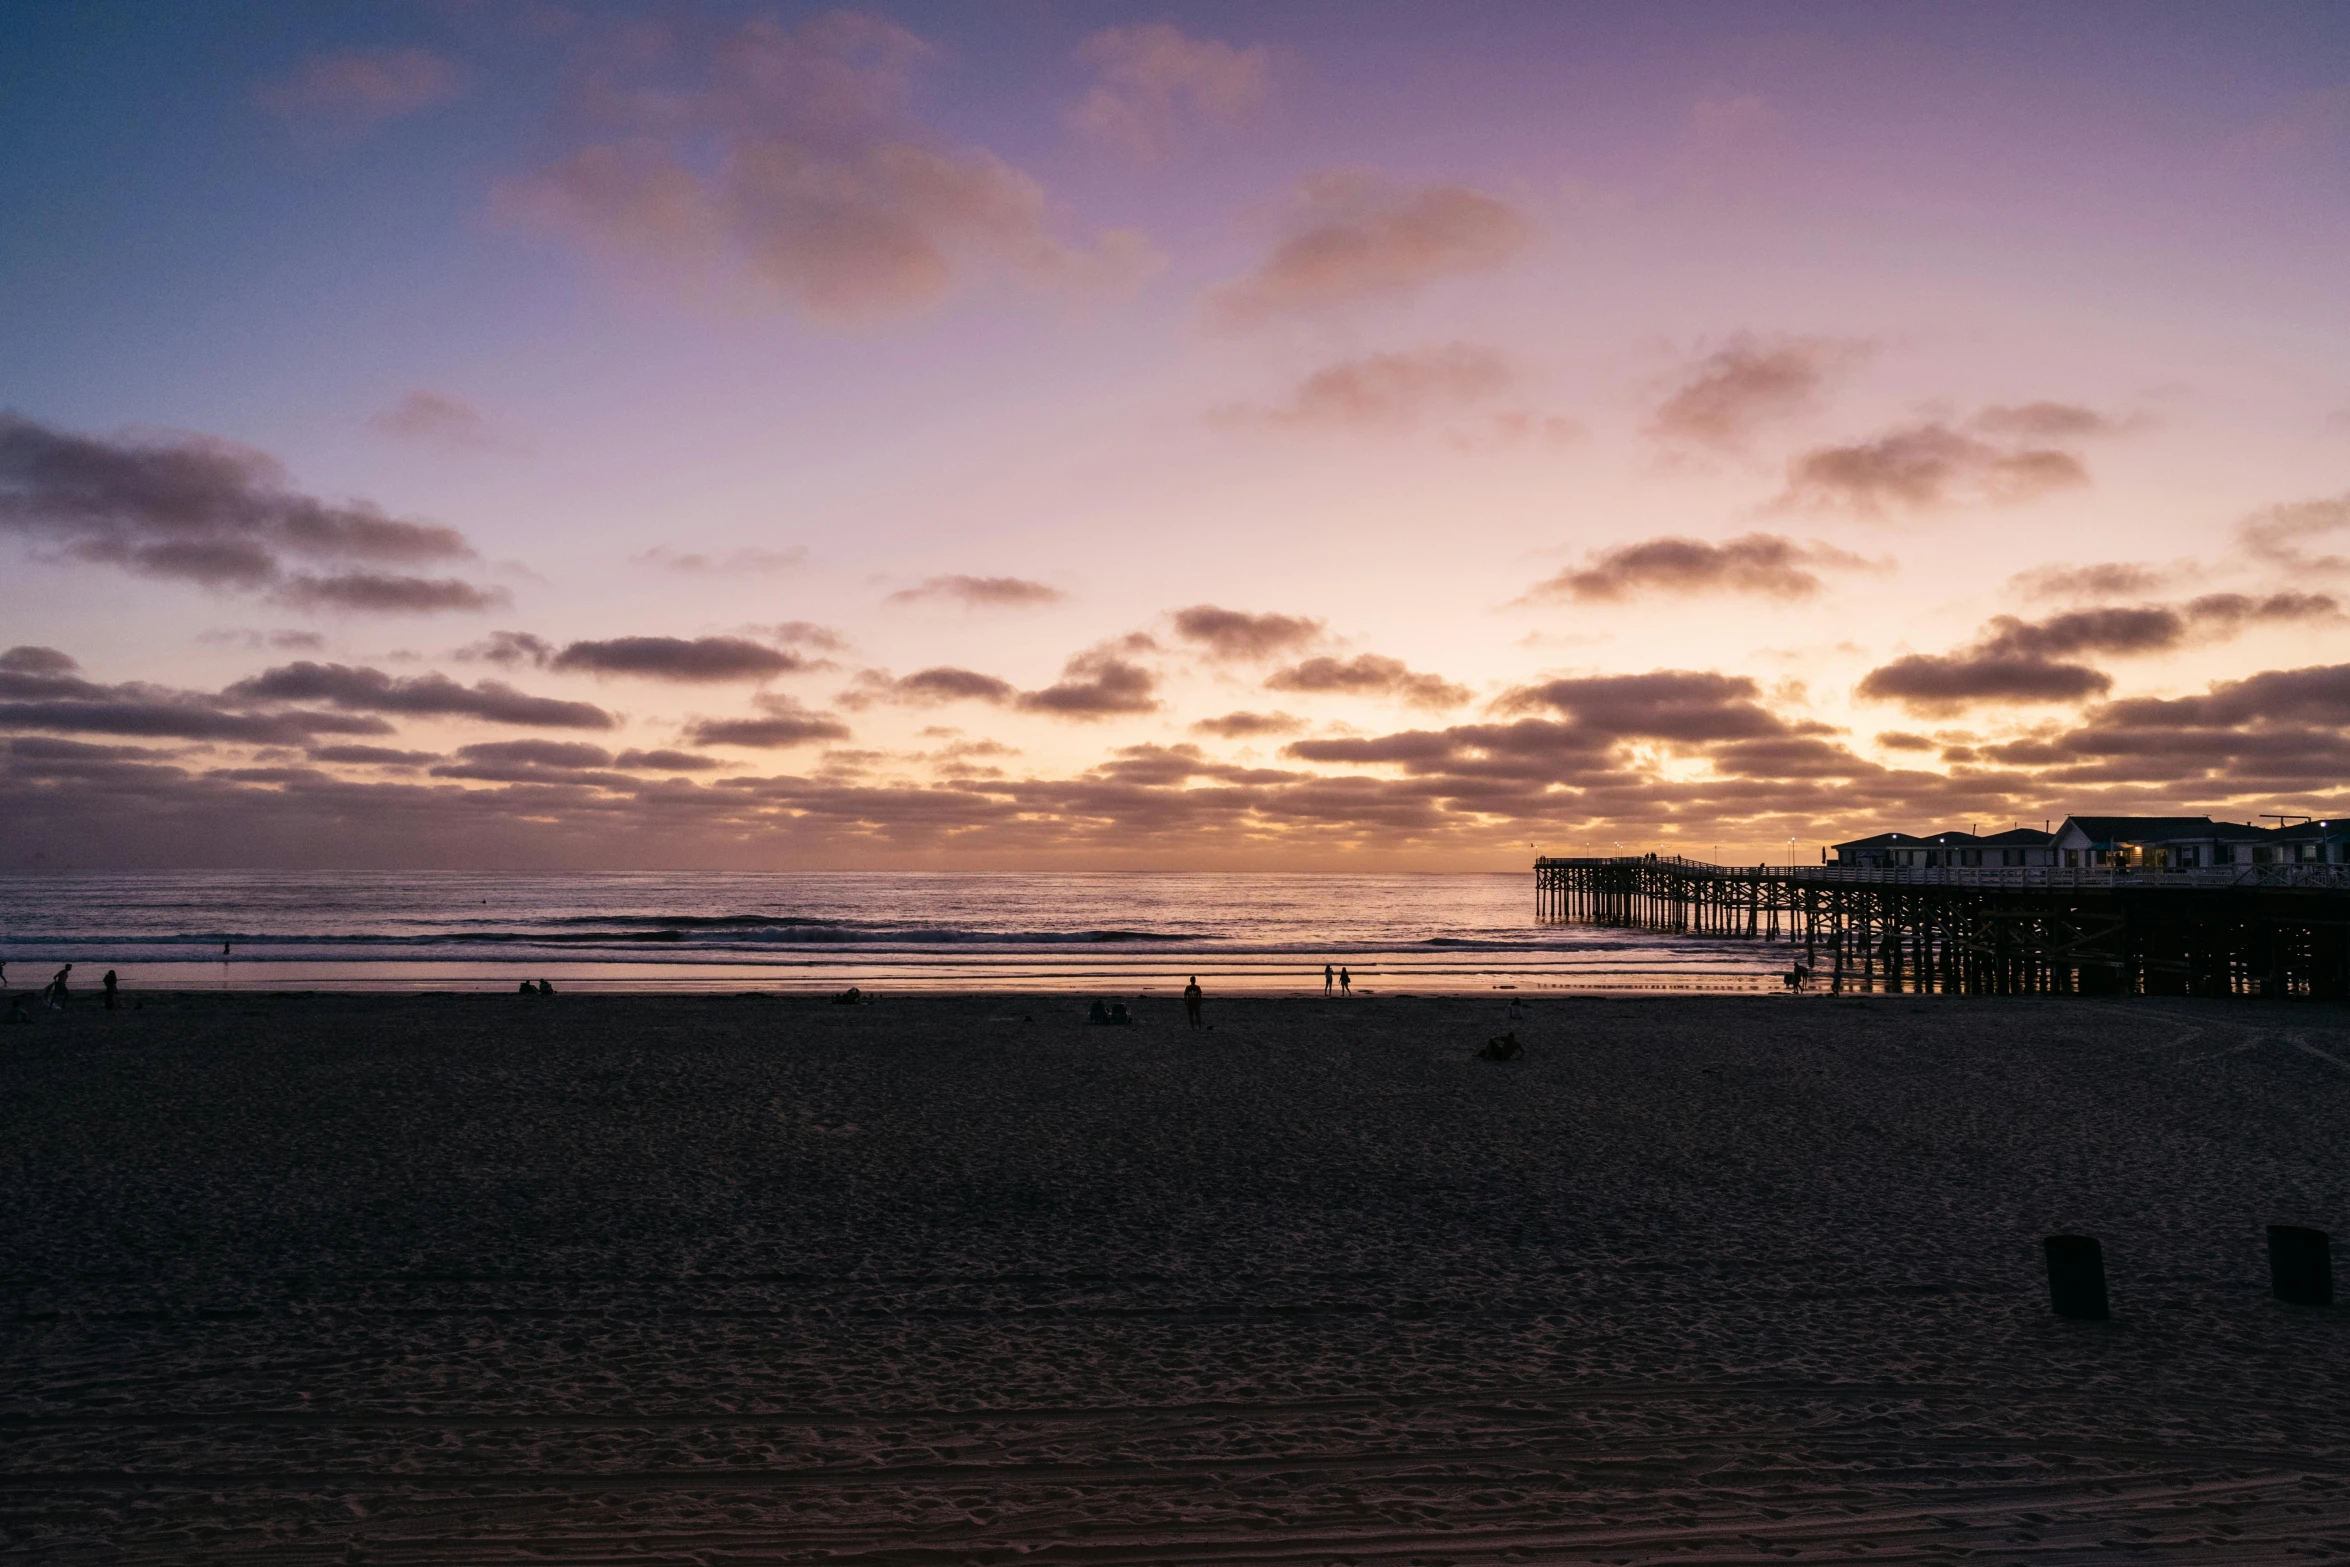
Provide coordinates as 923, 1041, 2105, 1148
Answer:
102, 970, 118, 1010
1183, 975, 1203, 1029
45, 964, 70, 1010
1338, 966, 1353, 997
1323, 963, 1335, 997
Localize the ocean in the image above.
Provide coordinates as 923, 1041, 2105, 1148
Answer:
0, 870, 1795, 994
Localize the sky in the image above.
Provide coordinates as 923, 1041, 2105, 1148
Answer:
3, 0, 2349, 871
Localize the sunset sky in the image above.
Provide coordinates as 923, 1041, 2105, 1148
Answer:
4, 1, 2349, 870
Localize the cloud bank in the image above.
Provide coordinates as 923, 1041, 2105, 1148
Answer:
0, 415, 503, 613
503, 13, 1154, 321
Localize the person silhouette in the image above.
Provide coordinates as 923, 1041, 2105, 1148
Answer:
1323, 964, 1335, 997
1338, 966, 1352, 997
1183, 975, 1203, 1029
47, 964, 71, 1010
102, 970, 118, 1010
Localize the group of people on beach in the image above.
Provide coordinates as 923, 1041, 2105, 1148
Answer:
4, 963, 122, 1021
1322, 963, 1353, 996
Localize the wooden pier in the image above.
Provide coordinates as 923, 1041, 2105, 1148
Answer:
1536, 856, 2350, 998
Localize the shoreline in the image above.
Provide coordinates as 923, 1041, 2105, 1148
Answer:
3, 955, 1793, 996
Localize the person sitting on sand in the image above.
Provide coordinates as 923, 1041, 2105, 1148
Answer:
519, 979, 536, 994
1478, 1031, 1523, 1062
834, 986, 862, 1006
1183, 976, 1203, 1029
1088, 1000, 1110, 1024
4, 994, 27, 1025
1108, 1002, 1132, 1026
537, 978, 555, 995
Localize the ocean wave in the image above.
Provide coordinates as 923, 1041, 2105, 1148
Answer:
2, 925, 1197, 949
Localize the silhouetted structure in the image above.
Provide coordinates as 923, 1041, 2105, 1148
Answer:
2044, 1234, 2110, 1320
1536, 854, 2350, 998
2269, 1225, 2333, 1306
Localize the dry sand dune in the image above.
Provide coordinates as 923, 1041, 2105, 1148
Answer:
2, 991, 2346, 1563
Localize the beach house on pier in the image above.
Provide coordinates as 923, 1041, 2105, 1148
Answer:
2050, 816, 2276, 870
2263, 819, 2350, 864
1831, 831, 1939, 867
1830, 827, 2053, 868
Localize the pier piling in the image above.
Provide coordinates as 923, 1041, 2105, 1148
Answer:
1534, 855, 2350, 999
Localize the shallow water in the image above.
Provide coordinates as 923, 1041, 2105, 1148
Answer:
0, 870, 1797, 993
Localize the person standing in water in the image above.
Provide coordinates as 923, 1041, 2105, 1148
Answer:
1183, 975, 1203, 1029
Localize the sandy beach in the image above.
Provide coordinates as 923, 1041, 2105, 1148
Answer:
2, 989, 2346, 1563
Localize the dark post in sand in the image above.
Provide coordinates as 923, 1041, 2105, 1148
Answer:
2043, 1234, 2109, 1320
2268, 1225, 2333, 1306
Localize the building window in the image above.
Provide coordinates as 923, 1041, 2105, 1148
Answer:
2216, 844, 2234, 864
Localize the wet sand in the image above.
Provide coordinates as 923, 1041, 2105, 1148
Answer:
3, 990, 2346, 1563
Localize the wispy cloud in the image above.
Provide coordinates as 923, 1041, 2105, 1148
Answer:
1647, 337, 1861, 452
0, 414, 504, 613
1215, 344, 1515, 431
257, 47, 463, 128
1191, 709, 1303, 738
1069, 23, 1269, 162
1016, 643, 1159, 719
2239, 492, 2350, 574
686, 694, 852, 749
887, 574, 1065, 608
635, 546, 807, 574
225, 660, 613, 729
1525, 534, 1880, 603
1266, 654, 1470, 709
1856, 594, 2338, 715
1777, 422, 2089, 515
1169, 605, 1323, 659
550, 635, 806, 682
500, 13, 1155, 322
367, 391, 510, 450
1209, 172, 1534, 328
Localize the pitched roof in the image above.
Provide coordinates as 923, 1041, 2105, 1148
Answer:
1832, 832, 1928, 849
1976, 827, 2053, 846
2060, 815, 2266, 843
